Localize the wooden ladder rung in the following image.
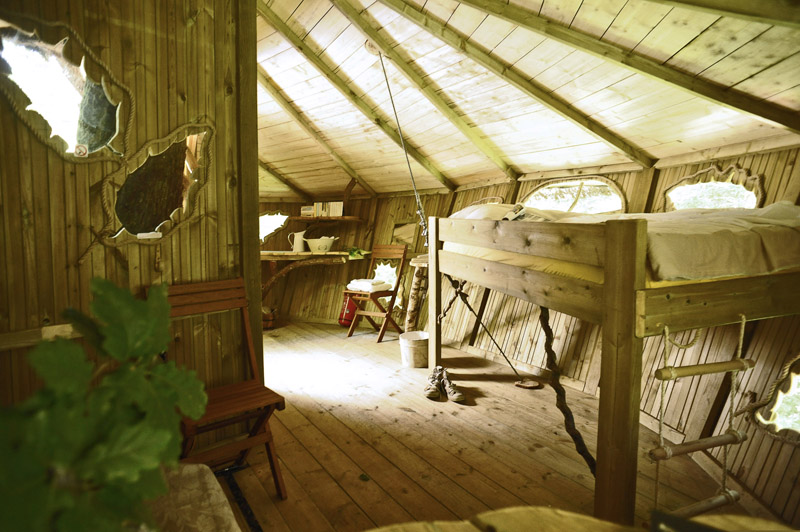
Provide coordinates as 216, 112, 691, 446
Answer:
672, 490, 740, 518
655, 359, 755, 381
649, 429, 747, 461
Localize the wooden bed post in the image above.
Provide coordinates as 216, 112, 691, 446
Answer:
428, 216, 442, 369
595, 219, 646, 525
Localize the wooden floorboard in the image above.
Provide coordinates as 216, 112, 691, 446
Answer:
218, 322, 754, 531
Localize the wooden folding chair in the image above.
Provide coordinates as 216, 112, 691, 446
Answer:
166, 278, 287, 500
345, 244, 408, 342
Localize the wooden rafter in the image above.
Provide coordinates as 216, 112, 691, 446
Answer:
330, 0, 520, 183
453, 0, 800, 133
257, 1, 456, 191
378, 0, 655, 169
257, 67, 377, 197
646, 0, 800, 29
258, 160, 312, 201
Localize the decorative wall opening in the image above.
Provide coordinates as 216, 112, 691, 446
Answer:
521, 177, 626, 214
756, 358, 800, 437
665, 165, 763, 211
259, 212, 288, 241
0, 26, 118, 154
115, 132, 207, 237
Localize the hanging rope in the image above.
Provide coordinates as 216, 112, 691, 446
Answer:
375, 48, 427, 239
721, 315, 746, 494
374, 40, 593, 473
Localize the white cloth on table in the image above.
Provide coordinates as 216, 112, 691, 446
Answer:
347, 278, 392, 292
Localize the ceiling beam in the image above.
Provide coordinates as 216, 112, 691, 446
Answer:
453, 0, 800, 133
257, 67, 377, 197
331, 0, 521, 183
258, 160, 312, 202
645, 0, 800, 29
257, 1, 456, 192
379, 0, 654, 168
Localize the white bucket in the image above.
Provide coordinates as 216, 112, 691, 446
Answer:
399, 331, 429, 368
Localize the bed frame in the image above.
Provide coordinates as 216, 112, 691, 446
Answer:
427, 216, 800, 525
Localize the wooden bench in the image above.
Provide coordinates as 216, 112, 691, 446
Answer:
166, 278, 287, 500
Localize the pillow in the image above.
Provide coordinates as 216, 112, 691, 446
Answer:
449, 203, 514, 220
449, 203, 567, 222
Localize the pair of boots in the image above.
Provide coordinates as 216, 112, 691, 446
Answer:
424, 366, 465, 403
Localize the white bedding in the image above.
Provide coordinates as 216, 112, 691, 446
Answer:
447, 201, 800, 282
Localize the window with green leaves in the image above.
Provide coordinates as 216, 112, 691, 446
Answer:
521, 177, 626, 214
665, 165, 763, 211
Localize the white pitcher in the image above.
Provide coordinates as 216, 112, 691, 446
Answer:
288, 231, 306, 252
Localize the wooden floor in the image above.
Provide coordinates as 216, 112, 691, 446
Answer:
217, 322, 751, 531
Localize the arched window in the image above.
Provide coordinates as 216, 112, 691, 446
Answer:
521, 177, 626, 214
664, 165, 763, 211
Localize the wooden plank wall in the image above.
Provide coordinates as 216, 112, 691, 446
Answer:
709, 315, 800, 526
0, 1, 254, 409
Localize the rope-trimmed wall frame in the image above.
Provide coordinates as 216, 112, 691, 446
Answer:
0, 9, 134, 161
77, 118, 216, 263
664, 164, 765, 212
736, 353, 800, 446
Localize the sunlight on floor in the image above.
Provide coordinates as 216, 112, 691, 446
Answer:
262, 342, 401, 401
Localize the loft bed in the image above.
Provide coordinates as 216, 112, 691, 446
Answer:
426, 201, 800, 526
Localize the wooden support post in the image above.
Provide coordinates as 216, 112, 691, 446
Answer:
649, 429, 748, 461
655, 359, 755, 381
428, 217, 442, 369
595, 219, 646, 525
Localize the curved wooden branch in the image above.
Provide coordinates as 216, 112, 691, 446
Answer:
261, 256, 347, 306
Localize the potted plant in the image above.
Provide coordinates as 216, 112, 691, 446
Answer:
0, 278, 207, 531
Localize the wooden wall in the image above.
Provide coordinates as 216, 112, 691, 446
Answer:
0, 0, 260, 410
265, 144, 800, 525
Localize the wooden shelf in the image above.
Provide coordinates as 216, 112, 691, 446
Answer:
288, 216, 363, 223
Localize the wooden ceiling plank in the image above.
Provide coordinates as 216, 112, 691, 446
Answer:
257, 66, 377, 196
331, 0, 521, 181
644, 0, 800, 29
452, 0, 800, 133
258, 159, 313, 201
378, 0, 655, 168
257, 1, 456, 191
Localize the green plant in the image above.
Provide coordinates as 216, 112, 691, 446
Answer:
347, 246, 365, 259
0, 278, 207, 531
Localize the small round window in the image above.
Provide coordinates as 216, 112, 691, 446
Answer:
522, 177, 625, 214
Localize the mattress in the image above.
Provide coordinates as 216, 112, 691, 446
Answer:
444, 201, 800, 285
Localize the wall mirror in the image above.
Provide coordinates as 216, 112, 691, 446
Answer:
0, 16, 126, 157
